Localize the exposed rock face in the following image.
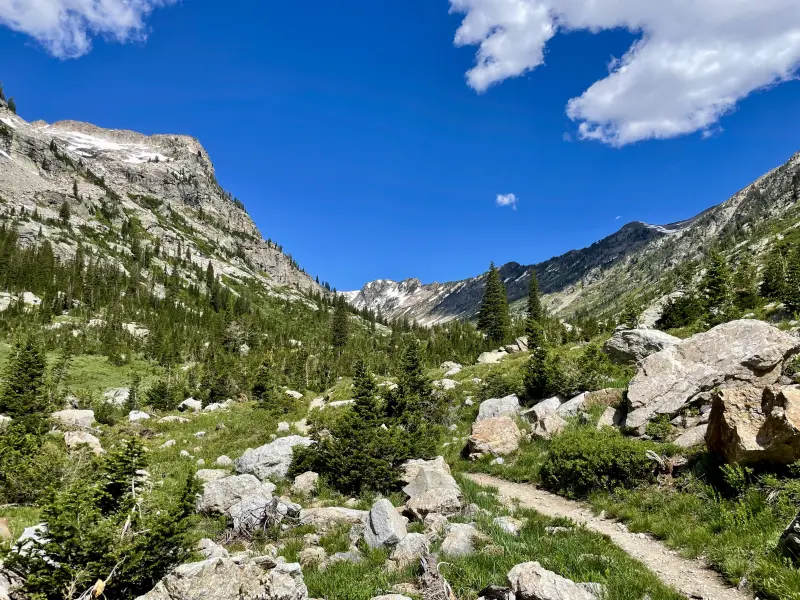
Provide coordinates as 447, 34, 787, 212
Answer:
364, 499, 408, 548
625, 320, 800, 432
706, 385, 800, 465
477, 350, 508, 364
196, 474, 276, 514
507, 562, 600, 600
0, 107, 320, 298
135, 556, 308, 600
468, 417, 521, 457
234, 436, 314, 480
603, 328, 681, 364
477, 395, 521, 422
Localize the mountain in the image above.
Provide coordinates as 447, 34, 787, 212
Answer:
347, 151, 800, 325
0, 98, 320, 300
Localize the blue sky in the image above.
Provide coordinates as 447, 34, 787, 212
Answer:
1, 1, 800, 290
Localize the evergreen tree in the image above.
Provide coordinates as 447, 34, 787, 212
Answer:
785, 246, 800, 314
331, 295, 349, 349
58, 200, 71, 225
733, 255, 759, 311
760, 247, 787, 301
523, 323, 563, 402
478, 262, 510, 346
7, 97, 16, 114
0, 334, 48, 430
699, 250, 733, 325
527, 269, 543, 324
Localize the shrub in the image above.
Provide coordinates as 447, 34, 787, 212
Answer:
479, 370, 521, 402
539, 427, 659, 498
645, 414, 673, 441
145, 379, 179, 412
0, 424, 70, 504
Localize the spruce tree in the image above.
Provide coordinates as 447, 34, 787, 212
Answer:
785, 246, 800, 314
760, 247, 787, 301
0, 334, 48, 430
699, 250, 733, 325
478, 262, 510, 346
733, 255, 759, 311
7, 97, 16, 114
523, 322, 563, 402
58, 200, 71, 225
331, 295, 349, 349
527, 269, 543, 324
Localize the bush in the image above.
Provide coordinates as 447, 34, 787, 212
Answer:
540, 428, 659, 498
146, 379, 179, 412
0, 424, 70, 504
479, 370, 521, 402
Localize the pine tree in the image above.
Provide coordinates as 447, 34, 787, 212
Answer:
0, 334, 48, 430
760, 247, 787, 301
527, 269, 543, 324
478, 262, 510, 346
7, 97, 16, 114
523, 322, 563, 402
331, 295, 349, 349
733, 255, 759, 311
699, 250, 733, 325
785, 246, 800, 314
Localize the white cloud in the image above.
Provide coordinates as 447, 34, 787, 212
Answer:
0, 0, 177, 58
615, 215, 621, 220
496, 192, 518, 209
450, 0, 800, 145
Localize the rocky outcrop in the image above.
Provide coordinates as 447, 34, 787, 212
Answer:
234, 436, 314, 481
467, 417, 521, 457
135, 555, 307, 600
400, 457, 463, 518
603, 328, 681, 364
624, 320, 800, 433
706, 385, 800, 465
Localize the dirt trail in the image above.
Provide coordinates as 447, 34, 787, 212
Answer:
464, 473, 752, 600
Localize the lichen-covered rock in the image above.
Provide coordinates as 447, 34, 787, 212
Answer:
603, 328, 681, 364
234, 436, 314, 480
625, 320, 800, 432
468, 416, 521, 457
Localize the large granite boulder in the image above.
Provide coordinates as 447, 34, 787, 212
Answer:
477, 349, 507, 364
64, 431, 104, 454
476, 395, 521, 422
234, 436, 314, 480
706, 385, 800, 466
467, 417, 521, 457
363, 499, 407, 548
196, 474, 276, 514
521, 396, 562, 422
51, 409, 95, 430
624, 320, 800, 433
507, 562, 601, 600
603, 328, 680, 364
400, 456, 463, 518
135, 556, 307, 600
298, 507, 367, 531
530, 412, 567, 440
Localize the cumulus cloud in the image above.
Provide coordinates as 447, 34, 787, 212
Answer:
0, 0, 177, 58
496, 193, 518, 209
450, 0, 800, 145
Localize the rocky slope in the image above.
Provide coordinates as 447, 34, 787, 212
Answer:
347, 150, 800, 325
0, 99, 320, 299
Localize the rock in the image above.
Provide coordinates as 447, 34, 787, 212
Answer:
64, 431, 103, 454
445, 367, 462, 376
180, 450, 191, 458
387, 532, 428, 569
477, 349, 508, 364
128, 410, 151, 422
522, 396, 562, 421
235, 435, 314, 480
625, 320, 800, 432
556, 393, 587, 417
468, 416, 522, 457
198, 538, 229, 559
441, 360, 462, 371
491, 457, 505, 465
196, 459, 206, 466
196, 469, 230, 483
196, 474, 276, 514
285, 390, 304, 400
204, 403, 223, 412
0, 518, 12, 541
477, 395, 521, 422
277, 422, 290, 433
299, 546, 327, 567
0, 414, 11, 432
179, 398, 202, 412
494, 516, 524, 536
216, 455, 234, 467
400, 456, 463, 517
298, 507, 368, 531
423, 513, 449, 538
530, 412, 567, 440
371, 596, 412, 600
433, 378, 459, 391
364, 499, 407, 548
673, 424, 709, 448
227, 494, 274, 533
159, 415, 189, 424
406, 487, 463, 520
505, 343, 521, 354
706, 385, 800, 465
51, 409, 95, 429
103, 387, 129, 406
291, 471, 319, 496
515, 336, 529, 352
585, 388, 624, 409
507, 561, 599, 600
135, 556, 307, 600
596, 406, 625, 430
780, 510, 800, 560
327, 399, 354, 409
441, 523, 482, 557
603, 328, 681, 364
477, 585, 515, 600
194, 431, 206, 438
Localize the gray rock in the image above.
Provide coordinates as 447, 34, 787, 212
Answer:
234, 435, 314, 480
128, 410, 151, 422
441, 523, 482, 557
557, 393, 587, 417
179, 398, 202, 412
364, 499, 407, 548
673, 423, 709, 448
477, 349, 507, 364
625, 320, 800, 432
596, 406, 625, 430
51, 409, 95, 429
477, 394, 521, 422
494, 516, 525, 536
603, 328, 681, 364
298, 546, 326, 567
196, 469, 231, 483
291, 471, 319, 496
103, 387, 130, 406
407, 487, 463, 520
468, 416, 522, 457
196, 474, 276, 515
433, 378, 459, 391
507, 561, 599, 600
530, 412, 567, 440
159, 415, 189, 424
64, 431, 103, 454
387, 532, 429, 569
522, 396, 562, 421
198, 538, 229, 559
371, 596, 412, 600
216, 455, 234, 467
298, 507, 368, 531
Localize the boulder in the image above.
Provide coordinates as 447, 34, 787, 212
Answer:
387, 532, 428, 569
197, 538, 229, 560
216, 455, 234, 467
298, 507, 367, 531
515, 336, 530, 352
603, 328, 681, 364
596, 406, 624, 431
441, 523, 483, 557
196, 469, 230, 483
507, 562, 599, 600
128, 410, 151, 422
522, 396, 562, 422
494, 516, 525, 536
673, 424, 709, 448
406, 488, 463, 520
196, 474, 276, 514
706, 385, 800, 466
468, 417, 521, 457
364, 499, 408, 548
103, 387, 129, 406
285, 390, 304, 400
179, 398, 202, 412
477, 395, 521, 422
135, 556, 307, 600
64, 431, 103, 454
0, 414, 11, 432
477, 349, 507, 364
530, 412, 567, 440
51, 409, 95, 430
291, 471, 319, 496
234, 435, 314, 480
556, 393, 586, 417
159, 416, 189, 424
229, 495, 300, 534
433, 379, 459, 391
400, 456, 461, 498
625, 320, 800, 433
